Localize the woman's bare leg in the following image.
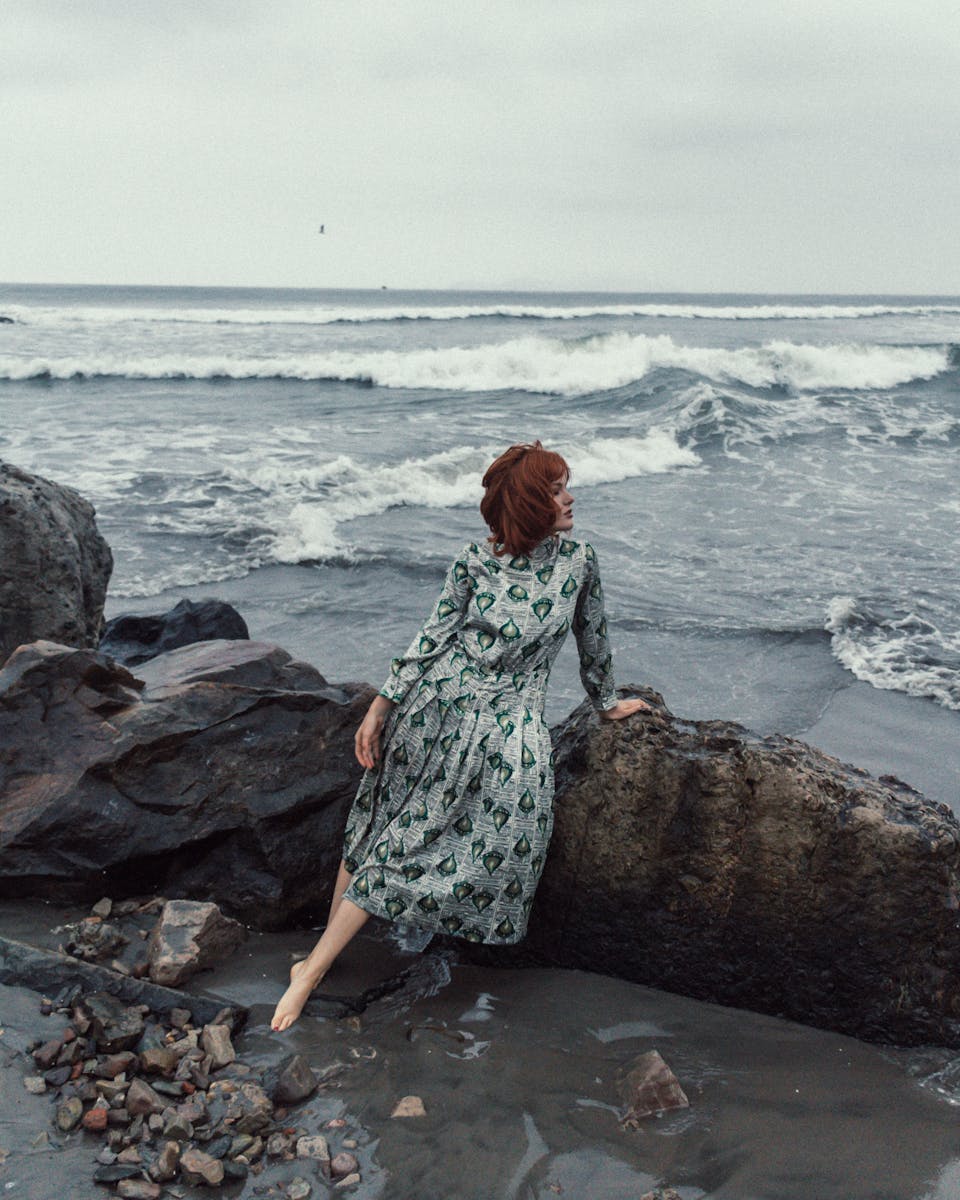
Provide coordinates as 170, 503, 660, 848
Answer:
272, 897, 370, 1032
289, 860, 355, 983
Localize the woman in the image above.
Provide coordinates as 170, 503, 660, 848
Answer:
271, 442, 650, 1031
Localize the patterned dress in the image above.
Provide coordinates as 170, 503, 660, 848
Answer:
341, 533, 618, 945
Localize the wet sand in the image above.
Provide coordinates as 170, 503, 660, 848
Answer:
3, 900, 960, 1200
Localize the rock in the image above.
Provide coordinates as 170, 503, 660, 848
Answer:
330, 1151, 359, 1178
99, 598, 250, 667
22, 1075, 46, 1094
150, 1140, 181, 1182
91, 897, 113, 919
82, 1101, 110, 1132
147, 901, 245, 988
76, 991, 144, 1053
169, 1007, 192, 1029
0, 638, 367, 926
200, 1023, 235, 1070
139, 1046, 182, 1075
93, 1164, 142, 1183
335, 1175, 361, 1190
226, 1082, 273, 1135
509, 690, 960, 1048
296, 1134, 330, 1162
162, 1112, 193, 1141
125, 1078, 166, 1116
43, 1064, 72, 1087
222, 1160, 249, 1181
180, 1147, 225, 1186
639, 1190, 683, 1200
33, 1039, 62, 1069
55, 1096, 84, 1130
288, 1178, 312, 1200
116, 1182, 161, 1200
98, 1051, 139, 1078
390, 1095, 426, 1118
617, 1050, 689, 1123
267, 1054, 318, 1104
0, 460, 112, 664
115, 1146, 141, 1163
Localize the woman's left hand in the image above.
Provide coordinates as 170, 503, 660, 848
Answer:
599, 697, 657, 721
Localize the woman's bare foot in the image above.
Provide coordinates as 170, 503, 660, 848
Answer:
271, 960, 325, 1032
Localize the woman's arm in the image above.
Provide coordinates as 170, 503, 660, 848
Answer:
574, 542, 653, 721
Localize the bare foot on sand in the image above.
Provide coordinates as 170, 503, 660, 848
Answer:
271, 960, 325, 1032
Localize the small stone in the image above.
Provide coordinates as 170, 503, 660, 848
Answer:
618, 1051, 690, 1123
82, 1102, 110, 1132
162, 1112, 194, 1141
245, 1135, 264, 1162
204, 1135, 232, 1159
222, 1160, 248, 1181
116, 1145, 141, 1164
169, 1007, 192, 1029
39, 999, 54, 1016
638, 1191, 683, 1200
342, 1138, 358, 1149
268, 1054, 317, 1105
117, 1182, 162, 1200
92, 897, 113, 918
55, 1096, 84, 1131
227, 1081, 273, 1135
94, 1078, 127, 1101
266, 1131, 294, 1158
180, 1146, 225, 1186
330, 1152, 359, 1178
139, 1046, 182, 1075
92, 1164, 142, 1183
150, 1140, 181, 1182
335, 1174, 361, 1190
78, 993, 145, 1054
98, 1051, 139, 1078
44, 1064, 72, 1087
33, 1039, 63, 1069
296, 1134, 330, 1162
288, 1178, 312, 1200
228, 1134, 253, 1158
107, 1107, 131, 1126
147, 1113, 165, 1133
126, 1078, 166, 1116
147, 900, 245, 988
201, 1024, 235, 1070
23, 1076, 46, 1094
390, 1095, 426, 1118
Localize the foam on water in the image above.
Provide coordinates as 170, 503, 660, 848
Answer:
0, 335, 950, 394
5, 299, 960, 327
825, 596, 960, 711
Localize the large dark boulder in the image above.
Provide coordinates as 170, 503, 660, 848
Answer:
515, 688, 960, 1047
0, 461, 113, 664
100, 598, 250, 666
0, 639, 367, 927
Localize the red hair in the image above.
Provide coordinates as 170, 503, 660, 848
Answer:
480, 441, 570, 557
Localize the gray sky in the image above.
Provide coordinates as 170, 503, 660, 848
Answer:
3, 0, 959, 293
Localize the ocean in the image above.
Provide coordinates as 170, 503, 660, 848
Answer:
1, 283, 958, 803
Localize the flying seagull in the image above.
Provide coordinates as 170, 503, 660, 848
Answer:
318, 224, 325, 234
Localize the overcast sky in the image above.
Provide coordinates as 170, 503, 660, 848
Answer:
3, 0, 959, 293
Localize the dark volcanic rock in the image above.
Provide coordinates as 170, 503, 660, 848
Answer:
0, 638, 368, 927
511, 688, 960, 1047
0, 460, 112, 664
99, 598, 249, 666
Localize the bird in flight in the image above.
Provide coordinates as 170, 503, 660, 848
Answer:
318, 224, 325, 234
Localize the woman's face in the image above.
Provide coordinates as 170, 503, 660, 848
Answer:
551, 475, 574, 532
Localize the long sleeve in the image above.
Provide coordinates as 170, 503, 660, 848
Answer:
378, 545, 474, 705
573, 542, 618, 711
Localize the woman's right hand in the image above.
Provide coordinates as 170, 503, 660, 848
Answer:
355, 695, 395, 769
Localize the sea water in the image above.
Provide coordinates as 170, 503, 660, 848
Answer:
1, 284, 958, 800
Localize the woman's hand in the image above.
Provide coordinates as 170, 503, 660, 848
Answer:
355, 695, 395, 769
599, 697, 657, 721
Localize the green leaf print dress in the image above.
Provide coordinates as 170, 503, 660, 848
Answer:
342, 533, 618, 945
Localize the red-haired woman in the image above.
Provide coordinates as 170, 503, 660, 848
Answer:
271, 442, 650, 1030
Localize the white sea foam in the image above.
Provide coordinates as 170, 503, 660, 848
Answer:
0, 335, 950, 394
825, 596, 960, 711
6, 300, 960, 327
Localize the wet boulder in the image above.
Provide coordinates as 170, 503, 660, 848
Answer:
99, 598, 249, 667
0, 638, 368, 927
518, 688, 960, 1048
0, 460, 112, 665
147, 901, 245, 987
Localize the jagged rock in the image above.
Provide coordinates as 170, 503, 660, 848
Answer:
147, 901, 245, 988
296, 1134, 330, 1162
200, 1023, 235, 1070
617, 1050, 689, 1124
149, 1141, 181, 1182
22, 1075, 46, 1094
55, 1096, 84, 1130
288, 1179, 312, 1200
0, 460, 112, 664
99, 597, 250, 666
180, 1147, 225, 1186
82, 1100, 110, 1131
93, 1165, 142, 1183
330, 1151, 359, 1178
267, 1054, 317, 1105
226, 1081, 273, 1135
0, 639, 368, 926
125, 1078, 165, 1116
515, 690, 960, 1048
77, 992, 144, 1053
116, 1182, 161, 1200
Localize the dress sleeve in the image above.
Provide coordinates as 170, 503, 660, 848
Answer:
573, 542, 619, 712
378, 544, 474, 705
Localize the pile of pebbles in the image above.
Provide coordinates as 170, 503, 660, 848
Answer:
22, 986, 362, 1197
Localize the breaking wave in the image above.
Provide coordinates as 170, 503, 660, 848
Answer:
0, 335, 951, 395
